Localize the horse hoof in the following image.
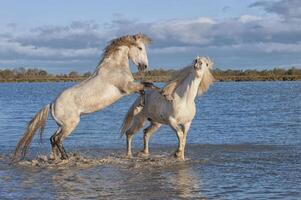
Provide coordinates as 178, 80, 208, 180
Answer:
60, 154, 69, 160
125, 154, 133, 159
137, 151, 149, 157
49, 153, 60, 161
55, 159, 69, 165
174, 151, 185, 160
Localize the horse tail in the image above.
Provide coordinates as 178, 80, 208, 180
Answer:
11, 104, 50, 163
120, 96, 144, 137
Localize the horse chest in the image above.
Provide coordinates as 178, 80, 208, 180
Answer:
173, 102, 196, 123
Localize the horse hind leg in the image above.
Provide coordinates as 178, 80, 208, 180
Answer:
141, 122, 161, 155
126, 116, 145, 158
50, 128, 68, 160
50, 127, 61, 160
52, 119, 79, 160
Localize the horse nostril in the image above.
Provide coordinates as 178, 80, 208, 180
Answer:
138, 64, 147, 71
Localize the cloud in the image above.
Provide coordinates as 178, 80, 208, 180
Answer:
0, 21, 108, 62
250, 0, 301, 20
151, 46, 199, 54
111, 14, 301, 48
1, 12, 301, 72
239, 15, 262, 23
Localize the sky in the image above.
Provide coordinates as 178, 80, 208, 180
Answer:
0, 0, 301, 73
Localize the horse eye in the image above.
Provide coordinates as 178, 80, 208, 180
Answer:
206, 63, 209, 67
195, 59, 198, 63
138, 47, 142, 50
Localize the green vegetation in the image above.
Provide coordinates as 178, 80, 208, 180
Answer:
135, 67, 301, 82
212, 67, 301, 82
0, 67, 301, 83
0, 68, 91, 82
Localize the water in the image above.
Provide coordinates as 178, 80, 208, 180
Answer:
0, 82, 300, 199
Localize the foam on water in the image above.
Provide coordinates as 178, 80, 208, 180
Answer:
5, 151, 206, 171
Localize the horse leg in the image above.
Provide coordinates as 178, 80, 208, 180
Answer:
141, 122, 161, 155
181, 122, 192, 159
52, 130, 67, 160
49, 127, 61, 160
168, 118, 185, 160
138, 90, 145, 107
124, 82, 162, 94
126, 130, 133, 158
126, 116, 145, 158
53, 118, 79, 160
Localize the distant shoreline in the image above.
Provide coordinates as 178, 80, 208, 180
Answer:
1, 67, 301, 83
1, 76, 301, 83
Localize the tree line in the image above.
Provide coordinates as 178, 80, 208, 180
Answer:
0, 67, 301, 82
0, 68, 91, 82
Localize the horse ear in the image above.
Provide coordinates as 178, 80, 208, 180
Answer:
133, 33, 152, 44
206, 57, 214, 69
133, 33, 142, 41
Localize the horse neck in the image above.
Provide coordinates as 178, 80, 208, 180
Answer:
174, 72, 202, 103
95, 47, 131, 76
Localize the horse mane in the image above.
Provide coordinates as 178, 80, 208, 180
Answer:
197, 65, 215, 95
162, 57, 215, 96
97, 34, 151, 68
162, 66, 192, 96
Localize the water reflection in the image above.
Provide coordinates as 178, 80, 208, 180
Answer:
164, 162, 204, 199
50, 157, 205, 199
1, 143, 301, 199
51, 167, 122, 199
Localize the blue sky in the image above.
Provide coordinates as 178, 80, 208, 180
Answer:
0, 0, 301, 73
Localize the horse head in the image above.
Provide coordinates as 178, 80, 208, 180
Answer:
193, 56, 214, 78
128, 33, 152, 72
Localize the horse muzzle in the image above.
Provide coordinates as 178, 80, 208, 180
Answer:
138, 64, 148, 72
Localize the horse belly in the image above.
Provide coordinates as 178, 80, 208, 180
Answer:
79, 86, 123, 114
146, 93, 171, 124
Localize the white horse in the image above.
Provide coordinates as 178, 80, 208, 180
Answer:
12, 34, 160, 162
120, 56, 215, 160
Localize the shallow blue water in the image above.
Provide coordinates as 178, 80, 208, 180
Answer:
0, 81, 300, 199
0, 81, 300, 149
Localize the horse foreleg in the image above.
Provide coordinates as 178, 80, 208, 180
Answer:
138, 90, 145, 107
125, 82, 161, 94
169, 118, 185, 160
181, 122, 192, 159
141, 82, 162, 92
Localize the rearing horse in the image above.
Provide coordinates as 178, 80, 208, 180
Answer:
12, 33, 158, 162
